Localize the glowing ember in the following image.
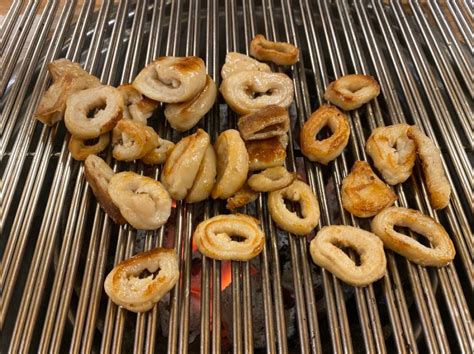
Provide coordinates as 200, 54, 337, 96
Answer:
221, 261, 232, 291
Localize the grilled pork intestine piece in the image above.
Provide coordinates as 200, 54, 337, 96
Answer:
161, 129, 210, 200
35, 59, 101, 125
186, 145, 217, 203
268, 179, 320, 236
310, 226, 386, 287
112, 120, 159, 161
220, 70, 294, 115
226, 183, 259, 211
164, 75, 217, 131
300, 104, 350, 165
104, 248, 179, 313
133, 56, 206, 103
237, 105, 289, 141
65, 85, 124, 139
193, 214, 265, 261
246, 135, 288, 171
108, 172, 172, 230
365, 124, 416, 185
341, 161, 397, 218
142, 137, 175, 165
250, 34, 299, 66
117, 84, 158, 124
371, 207, 455, 267
247, 166, 296, 192
211, 129, 249, 199
324, 74, 380, 111
407, 125, 451, 210
69, 133, 110, 161
220, 52, 271, 80
84, 155, 126, 225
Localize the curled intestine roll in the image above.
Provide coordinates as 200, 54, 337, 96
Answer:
193, 214, 265, 261
371, 207, 455, 267
220, 70, 294, 115
250, 34, 299, 65
112, 120, 160, 161
164, 75, 217, 131
324, 74, 380, 111
104, 247, 179, 313
310, 225, 386, 287
268, 180, 320, 235
161, 129, 210, 200
65, 85, 124, 139
365, 124, 415, 185
211, 129, 249, 199
133, 56, 207, 103
108, 172, 172, 230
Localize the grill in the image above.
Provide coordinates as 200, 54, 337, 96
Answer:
1, 0, 472, 353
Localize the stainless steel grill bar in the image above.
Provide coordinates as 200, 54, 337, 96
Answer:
279, 3, 331, 352
102, 3, 161, 352
1, 0, 77, 325
446, 0, 472, 51
2, 0, 61, 223
100, 3, 160, 353
208, 1, 221, 352
2, 1, 472, 353
243, 20, 285, 347
289, 1, 385, 352
0, 0, 42, 95
428, 0, 471, 95
164, 1, 188, 351
333, 4, 399, 346
0, 0, 25, 54
7, 0, 107, 348
212, 259, 222, 353
114, 4, 149, 353
412, 1, 471, 146
39, 6, 103, 353
90, 1, 139, 352
135, 2, 166, 351
226, 1, 255, 353
64, 1, 124, 351
296, 1, 359, 352
89, 2, 149, 350
1, 0, 57, 154
294, 3, 351, 352
7, 0, 94, 346
1, 0, 80, 329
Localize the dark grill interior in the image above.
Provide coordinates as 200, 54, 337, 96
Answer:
1, 0, 472, 353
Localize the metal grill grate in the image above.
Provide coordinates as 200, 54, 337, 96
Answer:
1, 1, 472, 353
